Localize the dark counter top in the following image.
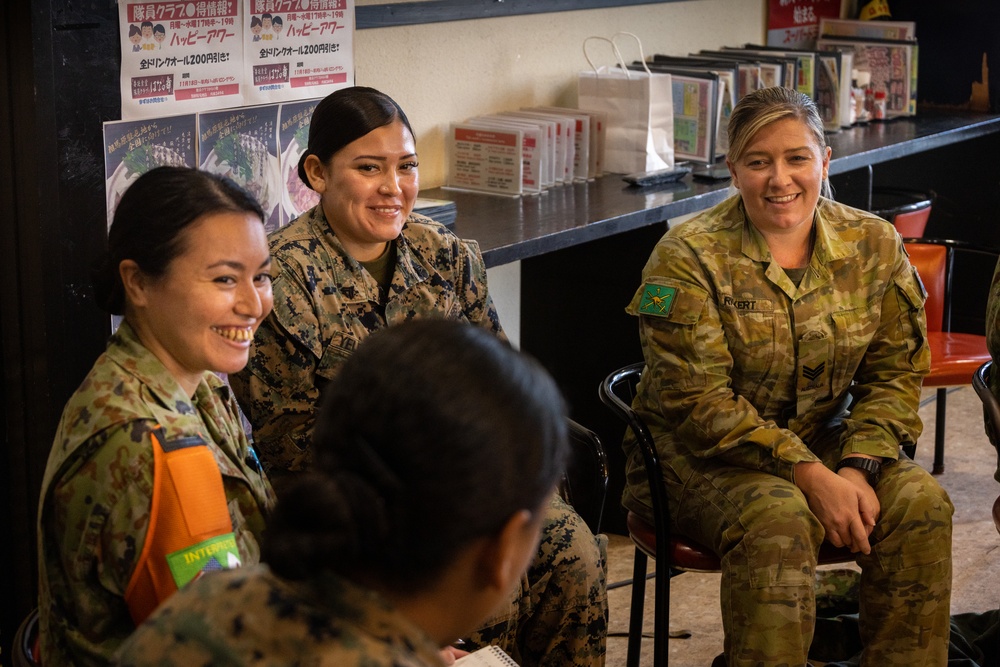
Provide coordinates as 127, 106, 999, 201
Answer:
422, 110, 1000, 267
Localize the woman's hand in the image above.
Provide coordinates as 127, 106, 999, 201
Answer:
794, 461, 880, 554
439, 645, 470, 665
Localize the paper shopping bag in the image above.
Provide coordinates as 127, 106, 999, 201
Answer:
578, 36, 674, 174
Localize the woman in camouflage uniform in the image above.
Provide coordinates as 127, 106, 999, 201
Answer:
230, 86, 607, 667
115, 319, 569, 666
623, 87, 953, 665
36, 167, 276, 665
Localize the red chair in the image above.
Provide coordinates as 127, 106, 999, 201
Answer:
903, 239, 996, 474
599, 363, 856, 667
871, 188, 934, 238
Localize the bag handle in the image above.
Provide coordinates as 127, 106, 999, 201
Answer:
583, 36, 631, 79
612, 31, 652, 75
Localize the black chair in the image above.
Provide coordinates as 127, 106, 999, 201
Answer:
599, 363, 856, 667
564, 419, 610, 535
970, 361, 1000, 536
12, 607, 41, 667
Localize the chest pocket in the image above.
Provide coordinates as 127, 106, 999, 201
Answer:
830, 301, 881, 393
718, 294, 776, 401
317, 329, 363, 381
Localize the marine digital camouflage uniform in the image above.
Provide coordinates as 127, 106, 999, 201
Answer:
983, 255, 1000, 482
230, 205, 608, 667
112, 565, 446, 667
623, 195, 953, 666
37, 321, 275, 667
230, 205, 503, 474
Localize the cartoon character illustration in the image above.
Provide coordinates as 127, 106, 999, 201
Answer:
261, 13, 273, 40
153, 24, 165, 49
250, 16, 262, 42
272, 16, 283, 40
129, 24, 142, 52
140, 21, 154, 50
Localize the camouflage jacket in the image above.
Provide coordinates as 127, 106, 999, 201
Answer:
623, 195, 929, 510
112, 565, 446, 667
230, 205, 504, 475
37, 321, 275, 667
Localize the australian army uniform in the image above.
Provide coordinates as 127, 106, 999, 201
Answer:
622, 195, 953, 666
37, 321, 275, 666
229, 204, 608, 667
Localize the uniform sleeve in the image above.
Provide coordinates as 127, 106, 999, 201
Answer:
836, 243, 929, 460
43, 421, 157, 660
229, 255, 322, 475
457, 238, 507, 340
632, 237, 818, 480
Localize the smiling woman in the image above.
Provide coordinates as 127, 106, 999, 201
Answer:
229, 86, 609, 667
621, 87, 953, 665
35, 166, 277, 666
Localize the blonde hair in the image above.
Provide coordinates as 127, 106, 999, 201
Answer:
726, 87, 831, 198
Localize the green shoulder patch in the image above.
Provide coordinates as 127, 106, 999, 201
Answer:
638, 284, 677, 317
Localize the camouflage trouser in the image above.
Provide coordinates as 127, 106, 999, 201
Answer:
467, 495, 609, 667
651, 451, 953, 667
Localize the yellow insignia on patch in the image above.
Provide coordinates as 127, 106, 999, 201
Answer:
638, 284, 677, 317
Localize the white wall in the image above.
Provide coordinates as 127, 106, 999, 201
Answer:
355, 0, 767, 187
353, 0, 767, 345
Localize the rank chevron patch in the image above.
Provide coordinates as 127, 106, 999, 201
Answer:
802, 362, 825, 381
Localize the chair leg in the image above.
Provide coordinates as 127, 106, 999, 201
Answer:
626, 549, 648, 667
652, 558, 670, 667
933, 387, 946, 475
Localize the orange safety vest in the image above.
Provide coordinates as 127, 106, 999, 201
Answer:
124, 428, 239, 625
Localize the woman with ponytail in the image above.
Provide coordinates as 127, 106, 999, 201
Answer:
114, 319, 569, 667
37, 166, 276, 666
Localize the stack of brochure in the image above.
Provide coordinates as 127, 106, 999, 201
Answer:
445, 107, 606, 196
414, 197, 457, 228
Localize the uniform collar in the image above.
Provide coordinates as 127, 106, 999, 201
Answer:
738, 196, 853, 268
106, 320, 227, 413
306, 205, 430, 303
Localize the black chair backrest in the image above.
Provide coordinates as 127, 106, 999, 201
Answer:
598, 364, 670, 546
973, 361, 1000, 455
564, 419, 610, 535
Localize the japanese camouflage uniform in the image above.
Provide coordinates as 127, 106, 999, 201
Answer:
111, 565, 446, 667
983, 256, 1000, 482
37, 321, 275, 667
229, 205, 608, 667
623, 195, 953, 666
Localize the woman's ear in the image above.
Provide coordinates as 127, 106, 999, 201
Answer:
119, 259, 149, 308
302, 154, 328, 194
479, 510, 538, 593
725, 158, 739, 190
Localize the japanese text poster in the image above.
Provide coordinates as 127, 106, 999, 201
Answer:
767, 0, 845, 49
245, 0, 354, 105
119, 0, 244, 120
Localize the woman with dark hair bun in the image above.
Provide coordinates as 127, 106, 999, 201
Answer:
114, 319, 569, 666
37, 166, 276, 666
229, 85, 608, 666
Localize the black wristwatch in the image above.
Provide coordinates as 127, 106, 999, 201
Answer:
835, 457, 882, 486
